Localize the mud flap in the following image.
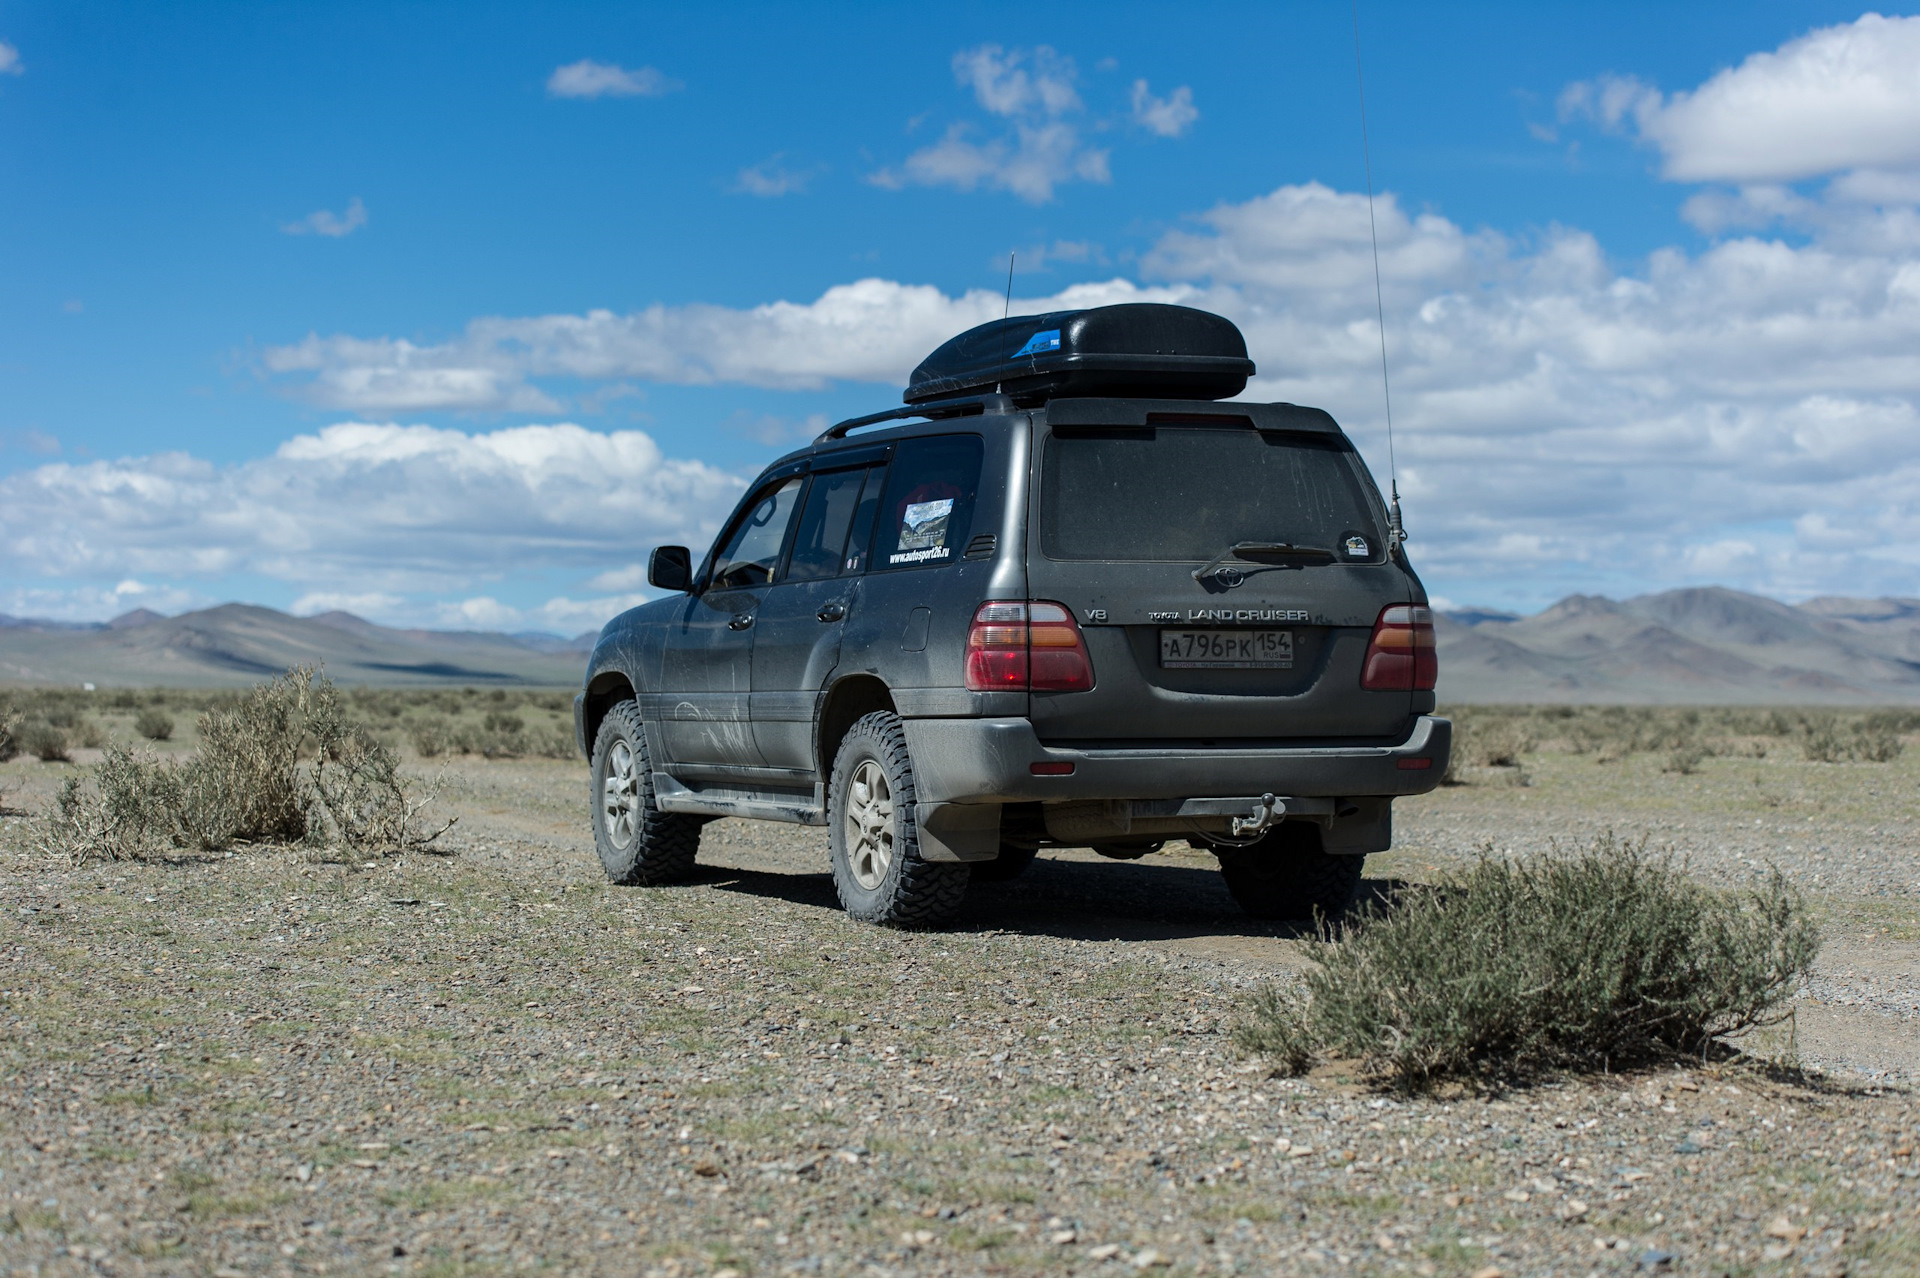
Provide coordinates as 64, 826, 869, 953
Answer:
914, 802, 1003, 862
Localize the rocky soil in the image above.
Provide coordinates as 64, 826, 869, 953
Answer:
3, 742, 1918, 1277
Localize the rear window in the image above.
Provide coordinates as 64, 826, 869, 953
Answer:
1039, 425, 1383, 562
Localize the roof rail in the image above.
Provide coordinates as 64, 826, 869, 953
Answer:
816, 392, 1015, 443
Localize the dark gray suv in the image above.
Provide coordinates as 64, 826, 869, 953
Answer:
575, 303, 1449, 927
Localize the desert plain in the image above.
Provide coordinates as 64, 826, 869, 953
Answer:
2, 695, 1917, 1277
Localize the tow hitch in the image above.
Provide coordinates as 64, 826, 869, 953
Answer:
1231, 792, 1285, 838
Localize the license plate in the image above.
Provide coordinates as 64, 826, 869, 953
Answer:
1159, 629, 1294, 669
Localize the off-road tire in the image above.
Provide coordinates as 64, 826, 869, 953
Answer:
969, 841, 1039, 882
591, 700, 700, 885
828, 712, 969, 927
1212, 822, 1365, 921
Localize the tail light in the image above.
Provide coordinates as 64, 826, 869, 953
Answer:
965, 601, 1094, 692
1360, 604, 1437, 690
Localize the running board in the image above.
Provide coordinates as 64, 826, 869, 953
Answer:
651, 773, 826, 826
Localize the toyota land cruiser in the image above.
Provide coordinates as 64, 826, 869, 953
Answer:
575, 303, 1450, 927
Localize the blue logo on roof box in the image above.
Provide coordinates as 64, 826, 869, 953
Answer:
1013, 328, 1061, 358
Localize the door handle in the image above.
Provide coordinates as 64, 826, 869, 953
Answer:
816, 602, 847, 623
728, 612, 755, 630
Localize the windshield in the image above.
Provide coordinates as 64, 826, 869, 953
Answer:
1039, 425, 1384, 563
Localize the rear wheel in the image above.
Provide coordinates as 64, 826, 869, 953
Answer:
1211, 823, 1364, 921
591, 700, 701, 885
828, 712, 969, 927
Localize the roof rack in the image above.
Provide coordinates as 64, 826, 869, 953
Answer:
815, 391, 1016, 443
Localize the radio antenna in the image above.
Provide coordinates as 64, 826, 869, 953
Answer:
1351, 0, 1404, 550
1003, 251, 1016, 318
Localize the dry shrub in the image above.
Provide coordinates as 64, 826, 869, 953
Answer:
1796, 713, 1904, 763
134, 708, 175, 741
0, 704, 20, 762
19, 721, 72, 762
408, 709, 573, 760
1662, 743, 1707, 775
40, 667, 453, 864
1236, 835, 1818, 1087
1443, 717, 1533, 785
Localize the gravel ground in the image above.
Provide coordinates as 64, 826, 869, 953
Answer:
3, 740, 1918, 1277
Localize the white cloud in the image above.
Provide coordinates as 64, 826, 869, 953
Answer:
585, 564, 650, 593
1131, 182, 1920, 605
0, 42, 22, 76
733, 155, 819, 197
2, 580, 205, 625
955, 44, 1081, 117
0, 423, 743, 608
871, 45, 1111, 203
546, 59, 679, 100
1562, 14, 1920, 184
282, 197, 368, 238
1130, 79, 1198, 138
433, 593, 650, 635
291, 591, 405, 618
261, 276, 1187, 412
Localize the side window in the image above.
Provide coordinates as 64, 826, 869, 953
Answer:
841, 464, 887, 575
708, 476, 804, 589
872, 436, 984, 571
784, 468, 869, 583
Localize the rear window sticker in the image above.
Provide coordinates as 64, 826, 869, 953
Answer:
890, 498, 955, 564
1344, 534, 1369, 557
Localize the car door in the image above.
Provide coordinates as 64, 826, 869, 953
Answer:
750, 460, 888, 772
655, 473, 805, 771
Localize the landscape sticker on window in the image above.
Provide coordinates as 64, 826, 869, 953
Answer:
890, 498, 954, 564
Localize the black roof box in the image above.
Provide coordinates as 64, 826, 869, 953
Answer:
903, 303, 1254, 405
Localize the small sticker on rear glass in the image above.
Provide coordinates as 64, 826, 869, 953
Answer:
1013, 328, 1061, 357
1345, 535, 1370, 557
889, 498, 955, 564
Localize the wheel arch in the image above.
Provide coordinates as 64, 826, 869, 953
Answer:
816, 674, 897, 783
582, 670, 638, 752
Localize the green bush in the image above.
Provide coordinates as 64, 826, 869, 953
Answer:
40, 667, 452, 863
134, 708, 175, 741
1236, 835, 1818, 1086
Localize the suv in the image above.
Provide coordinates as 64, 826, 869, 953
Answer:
574, 303, 1449, 927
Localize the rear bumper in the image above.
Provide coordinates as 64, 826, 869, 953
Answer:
903, 715, 1451, 806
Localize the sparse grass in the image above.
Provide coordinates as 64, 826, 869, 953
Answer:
1237, 833, 1821, 1086
1441, 704, 1912, 779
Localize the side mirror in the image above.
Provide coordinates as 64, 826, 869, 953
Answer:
647, 545, 693, 592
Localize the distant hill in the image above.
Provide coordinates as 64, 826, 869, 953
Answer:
0, 604, 595, 687
1437, 586, 1920, 704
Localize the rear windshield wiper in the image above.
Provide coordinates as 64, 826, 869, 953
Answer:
1191, 540, 1336, 582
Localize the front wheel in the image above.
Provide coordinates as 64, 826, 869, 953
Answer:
591, 700, 701, 885
828, 712, 969, 927
1211, 822, 1364, 921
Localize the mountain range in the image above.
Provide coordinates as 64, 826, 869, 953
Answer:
2, 587, 1917, 700
1436, 587, 1920, 703
0, 604, 594, 687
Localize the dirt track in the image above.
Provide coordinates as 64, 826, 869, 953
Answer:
3, 745, 1918, 1276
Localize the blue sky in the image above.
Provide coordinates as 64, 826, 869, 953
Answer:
4, 2, 1920, 630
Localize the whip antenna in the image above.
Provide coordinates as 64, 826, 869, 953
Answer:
1351, 0, 1404, 549
1003, 251, 1016, 318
